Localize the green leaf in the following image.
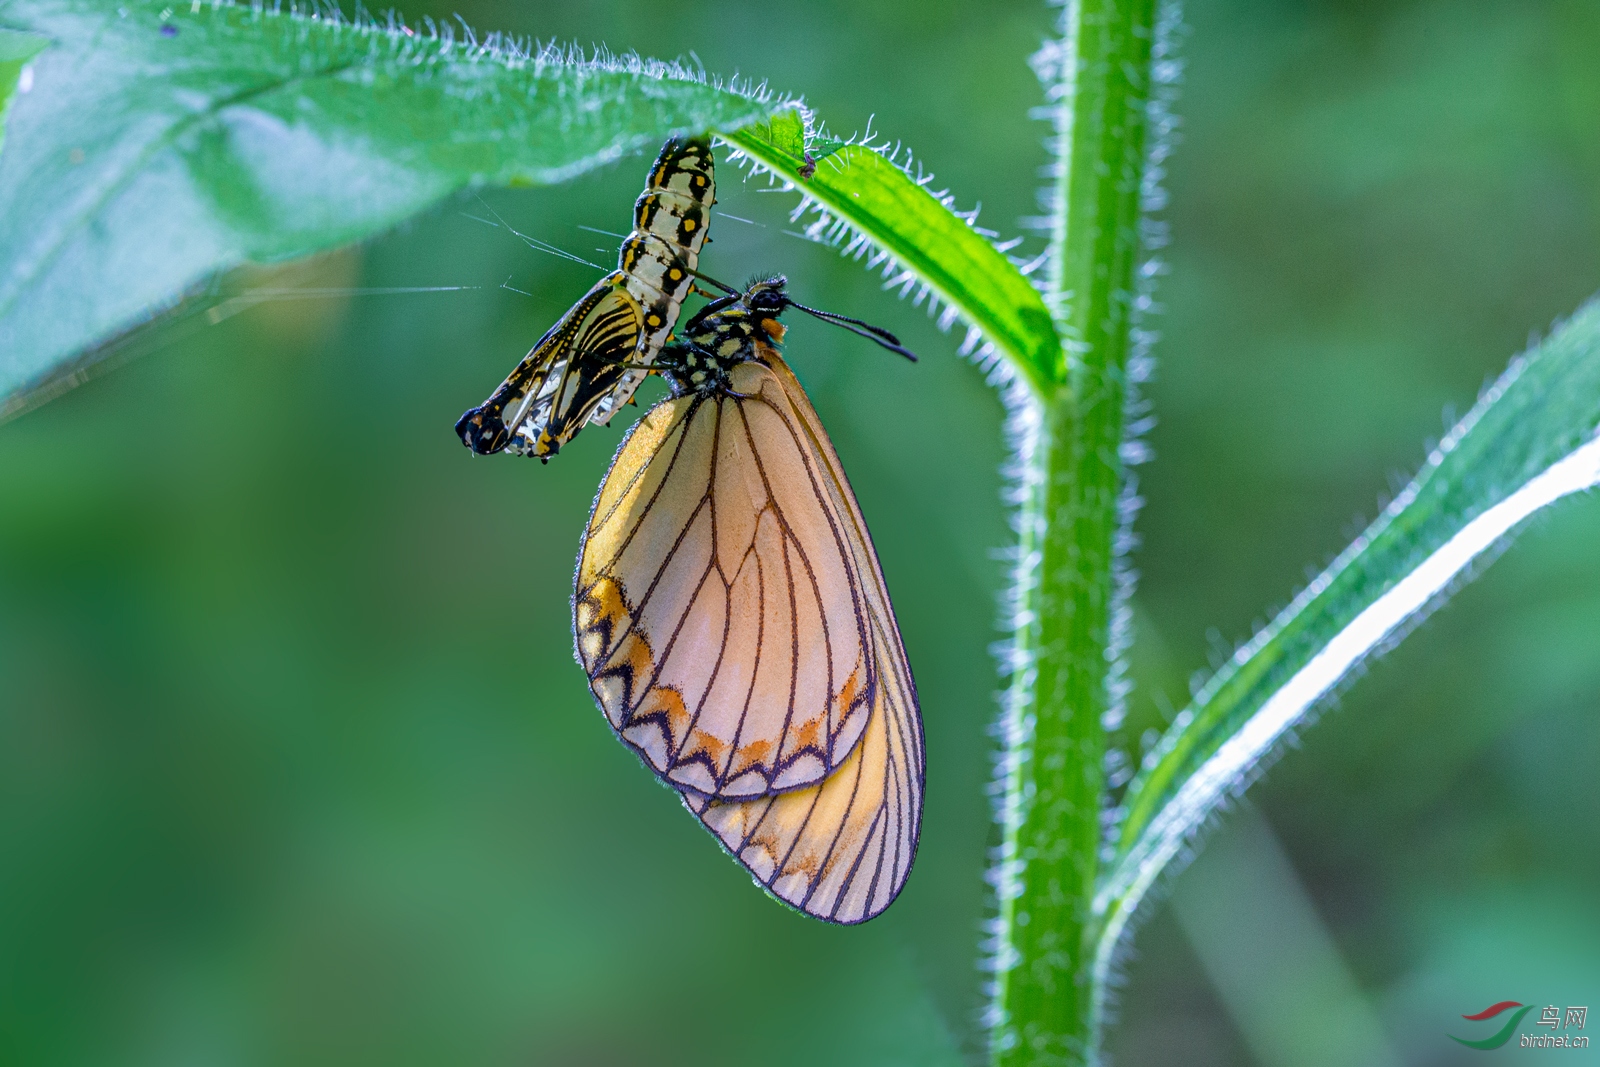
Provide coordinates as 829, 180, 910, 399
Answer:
744, 109, 807, 159
806, 136, 848, 163
723, 118, 1061, 399
1095, 299, 1600, 1001
0, 27, 46, 155
0, 0, 780, 418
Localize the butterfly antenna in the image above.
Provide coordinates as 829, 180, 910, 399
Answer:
689, 268, 739, 295
787, 301, 919, 362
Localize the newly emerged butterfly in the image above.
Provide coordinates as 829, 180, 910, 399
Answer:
574, 277, 924, 923
455, 137, 715, 461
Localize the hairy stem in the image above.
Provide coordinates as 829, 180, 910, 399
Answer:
990, 0, 1158, 1062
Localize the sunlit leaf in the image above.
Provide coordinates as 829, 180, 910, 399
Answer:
1096, 299, 1600, 988
724, 117, 1062, 398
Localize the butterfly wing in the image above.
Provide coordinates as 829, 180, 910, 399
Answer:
575, 359, 885, 799
678, 351, 922, 923
681, 609, 922, 924
575, 350, 923, 922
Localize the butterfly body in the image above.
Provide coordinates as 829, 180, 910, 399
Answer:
654, 278, 791, 397
574, 277, 924, 923
456, 138, 714, 460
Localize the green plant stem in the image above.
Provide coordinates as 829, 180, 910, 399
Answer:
991, 0, 1158, 1063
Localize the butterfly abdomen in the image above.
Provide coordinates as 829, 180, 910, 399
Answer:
656, 276, 791, 397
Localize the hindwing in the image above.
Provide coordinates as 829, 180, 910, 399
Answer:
681, 603, 921, 924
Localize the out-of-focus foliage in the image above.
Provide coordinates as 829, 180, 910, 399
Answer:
1109, 2, 1600, 1062
0, 27, 46, 154
1, 0, 1598, 1065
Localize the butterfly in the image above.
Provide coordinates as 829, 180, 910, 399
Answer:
573, 277, 924, 923
456, 136, 715, 461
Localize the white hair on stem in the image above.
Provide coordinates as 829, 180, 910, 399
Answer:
981, 3, 1187, 1044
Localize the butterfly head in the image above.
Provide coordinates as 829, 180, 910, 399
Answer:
660, 274, 918, 398
729, 275, 921, 363
744, 276, 791, 344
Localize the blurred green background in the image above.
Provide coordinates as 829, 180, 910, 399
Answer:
3, 0, 1599, 1063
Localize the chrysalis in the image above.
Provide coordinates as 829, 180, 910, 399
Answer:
456, 137, 715, 460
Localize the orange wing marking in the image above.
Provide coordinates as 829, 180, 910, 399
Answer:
575, 385, 877, 800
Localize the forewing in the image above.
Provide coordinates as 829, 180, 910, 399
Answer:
574, 363, 878, 799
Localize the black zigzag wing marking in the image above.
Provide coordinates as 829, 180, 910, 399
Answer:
673, 350, 922, 924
